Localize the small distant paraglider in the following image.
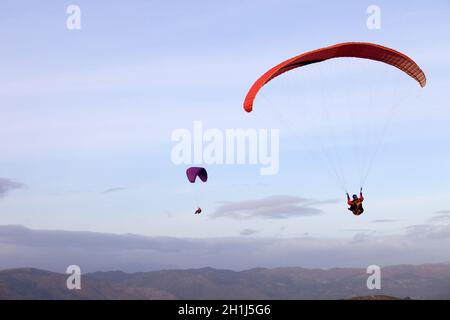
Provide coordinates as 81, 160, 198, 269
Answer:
186, 167, 208, 183
186, 167, 208, 215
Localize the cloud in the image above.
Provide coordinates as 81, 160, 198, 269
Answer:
102, 187, 127, 194
1, 223, 449, 273
212, 195, 336, 220
371, 219, 398, 223
405, 224, 450, 240
434, 210, 450, 214
240, 229, 258, 236
351, 232, 374, 243
429, 214, 450, 222
0, 178, 25, 197
341, 229, 376, 233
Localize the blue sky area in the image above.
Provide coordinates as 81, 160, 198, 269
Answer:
0, 0, 449, 250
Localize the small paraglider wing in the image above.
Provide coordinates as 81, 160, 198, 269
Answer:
186, 167, 208, 183
244, 42, 426, 112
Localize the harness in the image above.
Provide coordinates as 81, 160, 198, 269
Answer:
349, 199, 364, 215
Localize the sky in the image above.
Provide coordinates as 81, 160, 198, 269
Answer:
0, 1, 450, 271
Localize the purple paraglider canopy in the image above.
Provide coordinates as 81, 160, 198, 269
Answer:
186, 167, 208, 183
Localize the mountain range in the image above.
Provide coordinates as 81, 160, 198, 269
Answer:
0, 263, 449, 299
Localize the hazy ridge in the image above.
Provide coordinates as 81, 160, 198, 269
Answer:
0, 263, 449, 299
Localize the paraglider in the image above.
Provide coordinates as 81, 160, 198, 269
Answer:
243, 42, 427, 216
347, 188, 364, 216
186, 167, 208, 215
243, 42, 426, 113
186, 167, 208, 183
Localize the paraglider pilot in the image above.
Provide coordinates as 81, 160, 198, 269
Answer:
347, 188, 364, 216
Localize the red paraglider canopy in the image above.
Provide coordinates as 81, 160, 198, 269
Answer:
244, 42, 426, 112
